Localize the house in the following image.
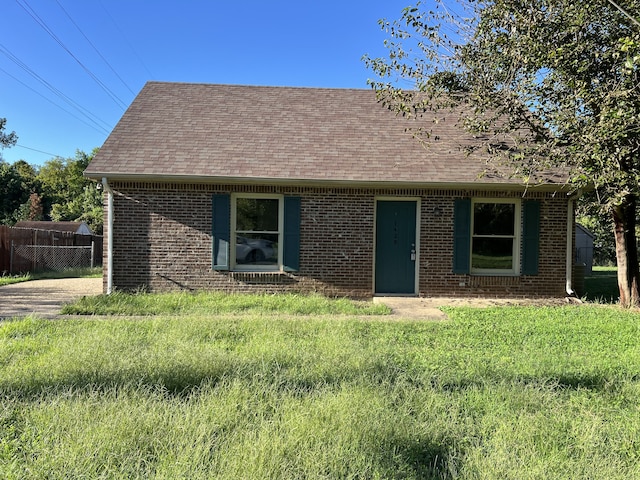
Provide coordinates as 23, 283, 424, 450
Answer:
84, 81, 576, 298
14, 221, 93, 236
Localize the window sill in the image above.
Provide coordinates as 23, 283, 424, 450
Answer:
470, 272, 520, 277
468, 275, 521, 288
229, 270, 296, 285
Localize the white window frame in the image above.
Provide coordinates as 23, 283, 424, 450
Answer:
230, 193, 284, 271
470, 198, 521, 276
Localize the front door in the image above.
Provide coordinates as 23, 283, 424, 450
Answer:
375, 200, 417, 294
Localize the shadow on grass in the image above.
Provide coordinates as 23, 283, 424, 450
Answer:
387, 437, 456, 480
2, 365, 623, 404
583, 268, 619, 303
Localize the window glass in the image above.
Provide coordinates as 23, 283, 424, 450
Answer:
471, 237, 514, 269
235, 197, 279, 267
236, 198, 279, 232
471, 201, 517, 272
473, 203, 514, 236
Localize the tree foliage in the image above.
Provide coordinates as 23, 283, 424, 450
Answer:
0, 149, 103, 234
365, 0, 640, 305
0, 118, 17, 152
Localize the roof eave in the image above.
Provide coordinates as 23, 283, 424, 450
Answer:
84, 171, 572, 193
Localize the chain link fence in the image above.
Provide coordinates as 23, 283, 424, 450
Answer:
11, 243, 95, 273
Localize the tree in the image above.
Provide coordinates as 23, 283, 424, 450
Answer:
0, 161, 28, 224
0, 118, 17, 152
365, 0, 640, 306
28, 192, 44, 221
38, 149, 103, 234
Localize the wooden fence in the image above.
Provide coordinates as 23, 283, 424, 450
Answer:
0, 225, 103, 274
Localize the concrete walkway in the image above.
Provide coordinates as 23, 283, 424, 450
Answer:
0, 277, 102, 319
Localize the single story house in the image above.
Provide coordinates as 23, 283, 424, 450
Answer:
85, 81, 577, 298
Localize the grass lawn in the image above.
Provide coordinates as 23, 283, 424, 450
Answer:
0, 267, 102, 286
2, 301, 640, 479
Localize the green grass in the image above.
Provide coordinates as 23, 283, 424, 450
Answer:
584, 266, 619, 303
0, 274, 31, 286
62, 291, 391, 316
0, 267, 102, 286
2, 306, 640, 478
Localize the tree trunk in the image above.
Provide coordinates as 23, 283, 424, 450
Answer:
612, 194, 640, 308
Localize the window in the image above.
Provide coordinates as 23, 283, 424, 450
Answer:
212, 194, 301, 272
232, 195, 282, 270
453, 198, 539, 276
471, 200, 520, 274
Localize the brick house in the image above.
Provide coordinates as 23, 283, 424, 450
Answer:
85, 81, 576, 298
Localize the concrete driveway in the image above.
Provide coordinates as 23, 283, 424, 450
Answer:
0, 277, 103, 319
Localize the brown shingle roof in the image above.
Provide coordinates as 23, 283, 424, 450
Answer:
85, 82, 565, 188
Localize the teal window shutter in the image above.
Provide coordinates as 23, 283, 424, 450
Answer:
283, 196, 301, 272
453, 198, 471, 274
212, 194, 230, 270
522, 200, 540, 275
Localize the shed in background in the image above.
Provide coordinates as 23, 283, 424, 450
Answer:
575, 224, 594, 276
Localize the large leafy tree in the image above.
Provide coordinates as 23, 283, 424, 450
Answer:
0, 161, 29, 225
365, 0, 640, 306
0, 149, 102, 234
37, 149, 103, 234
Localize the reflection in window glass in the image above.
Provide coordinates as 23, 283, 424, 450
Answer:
471, 202, 516, 271
473, 203, 514, 236
235, 198, 279, 267
472, 237, 514, 269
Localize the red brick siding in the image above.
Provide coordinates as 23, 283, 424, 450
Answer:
103, 182, 570, 297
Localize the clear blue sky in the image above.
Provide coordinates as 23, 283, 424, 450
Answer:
1, 0, 409, 165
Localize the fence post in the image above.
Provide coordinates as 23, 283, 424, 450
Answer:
91, 241, 95, 268
10, 241, 13, 275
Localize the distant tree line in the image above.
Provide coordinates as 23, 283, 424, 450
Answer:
0, 119, 102, 234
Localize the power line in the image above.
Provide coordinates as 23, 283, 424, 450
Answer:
16, 144, 65, 158
0, 46, 112, 134
606, 0, 640, 28
0, 64, 111, 136
98, 0, 154, 79
15, 0, 128, 110
53, 0, 136, 96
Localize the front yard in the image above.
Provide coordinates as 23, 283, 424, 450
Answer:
1, 299, 639, 479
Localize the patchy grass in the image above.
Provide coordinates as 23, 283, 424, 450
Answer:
1, 306, 640, 478
0, 267, 102, 287
0, 274, 31, 286
61, 291, 391, 316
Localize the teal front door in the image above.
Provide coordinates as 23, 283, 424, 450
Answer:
375, 200, 417, 294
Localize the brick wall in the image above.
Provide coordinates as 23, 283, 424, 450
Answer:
103, 182, 570, 298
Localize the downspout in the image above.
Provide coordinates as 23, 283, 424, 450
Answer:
102, 177, 113, 295
566, 191, 581, 296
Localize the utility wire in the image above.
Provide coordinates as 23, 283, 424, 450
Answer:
98, 0, 154, 79
53, 0, 136, 96
606, 0, 640, 27
16, 144, 64, 158
15, 0, 128, 110
0, 47, 111, 134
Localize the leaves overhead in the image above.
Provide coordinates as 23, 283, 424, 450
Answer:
364, 0, 640, 205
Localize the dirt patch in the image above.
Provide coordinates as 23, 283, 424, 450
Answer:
374, 296, 575, 320
0, 278, 102, 319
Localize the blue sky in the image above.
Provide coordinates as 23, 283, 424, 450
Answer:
1, 0, 410, 165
